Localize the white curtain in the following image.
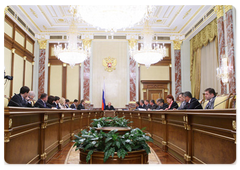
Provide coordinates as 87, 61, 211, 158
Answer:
200, 39, 220, 99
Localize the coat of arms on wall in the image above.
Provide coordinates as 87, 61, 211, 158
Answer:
102, 56, 117, 72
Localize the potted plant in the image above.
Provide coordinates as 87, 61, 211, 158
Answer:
73, 117, 153, 164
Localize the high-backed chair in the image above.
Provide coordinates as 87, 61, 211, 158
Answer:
213, 94, 231, 109
228, 94, 236, 108
4, 97, 9, 108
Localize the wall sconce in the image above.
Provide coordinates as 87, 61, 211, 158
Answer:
11, 48, 15, 53
216, 55, 232, 84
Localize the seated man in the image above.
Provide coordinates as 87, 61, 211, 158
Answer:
34, 93, 49, 108
139, 100, 146, 109
8, 86, 30, 107
204, 88, 216, 109
105, 102, 115, 110
52, 96, 60, 109
77, 100, 85, 110
71, 99, 78, 109
135, 101, 140, 109
149, 99, 158, 110
183, 91, 203, 109
65, 99, 70, 108
176, 92, 186, 110
25, 91, 35, 107
156, 99, 168, 110
144, 100, 151, 110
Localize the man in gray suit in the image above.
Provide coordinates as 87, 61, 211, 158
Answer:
177, 92, 186, 110
204, 88, 216, 109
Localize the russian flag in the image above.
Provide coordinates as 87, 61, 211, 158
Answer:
102, 80, 105, 110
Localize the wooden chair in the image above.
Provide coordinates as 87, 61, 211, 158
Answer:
228, 94, 236, 108
213, 94, 231, 109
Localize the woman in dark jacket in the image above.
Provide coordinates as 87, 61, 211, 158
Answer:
165, 94, 178, 110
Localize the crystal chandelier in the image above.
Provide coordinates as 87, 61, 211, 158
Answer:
216, 55, 232, 84
54, 20, 91, 67
129, 21, 166, 68
69, 5, 155, 34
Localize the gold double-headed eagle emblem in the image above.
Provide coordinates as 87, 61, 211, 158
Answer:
102, 56, 117, 72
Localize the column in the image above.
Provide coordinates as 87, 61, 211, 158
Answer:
173, 40, 182, 99
225, 5, 236, 94
215, 5, 227, 94
128, 37, 138, 109
1, 3, 8, 61
37, 39, 47, 99
83, 57, 91, 109
82, 38, 92, 109
129, 57, 137, 109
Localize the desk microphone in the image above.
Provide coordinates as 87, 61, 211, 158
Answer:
213, 95, 234, 109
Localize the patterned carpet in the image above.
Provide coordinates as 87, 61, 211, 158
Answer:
65, 145, 161, 164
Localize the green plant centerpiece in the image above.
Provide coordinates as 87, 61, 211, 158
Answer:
73, 116, 153, 164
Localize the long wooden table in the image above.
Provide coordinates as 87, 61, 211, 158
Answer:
4, 107, 236, 164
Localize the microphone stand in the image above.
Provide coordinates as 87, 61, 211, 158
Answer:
213, 95, 233, 109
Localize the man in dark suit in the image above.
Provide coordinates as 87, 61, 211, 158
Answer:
8, 86, 30, 107
144, 100, 151, 110
70, 99, 78, 109
149, 99, 158, 110
104, 102, 115, 110
65, 99, 70, 108
77, 100, 85, 110
34, 93, 50, 108
204, 88, 216, 109
183, 91, 203, 109
156, 99, 168, 110
139, 100, 146, 109
52, 96, 60, 109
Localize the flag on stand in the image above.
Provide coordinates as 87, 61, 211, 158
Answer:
102, 80, 105, 110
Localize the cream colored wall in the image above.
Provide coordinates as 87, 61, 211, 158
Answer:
92, 40, 128, 108
4, 21, 13, 38
15, 31, 25, 47
25, 60, 32, 89
140, 65, 170, 100
66, 65, 79, 101
140, 65, 169, 80
49, 65, 62, 97
4, 47, 12, 97
26, 41, 33, 53
12, 53, 24, 95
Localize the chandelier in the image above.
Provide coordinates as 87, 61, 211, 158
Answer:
69, 5, 155, 34
129, 21, 166, 68
54, 20, 91, 67
216, 55, 232, 84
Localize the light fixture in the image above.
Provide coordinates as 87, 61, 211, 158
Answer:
69, 5, 155, 34
54, 20, 91, 67
129, 21, 166, 68
216, 55, 232, 84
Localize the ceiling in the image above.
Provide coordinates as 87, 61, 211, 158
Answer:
10, 5, 214, 38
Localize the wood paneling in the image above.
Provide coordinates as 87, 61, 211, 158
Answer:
141, 80, 170, 100
4, 107, 236, 164
4, 15, 35, 98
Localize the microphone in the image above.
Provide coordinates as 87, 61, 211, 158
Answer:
213, 95, 234, 109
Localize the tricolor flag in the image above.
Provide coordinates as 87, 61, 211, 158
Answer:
102, 80, 105, 110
